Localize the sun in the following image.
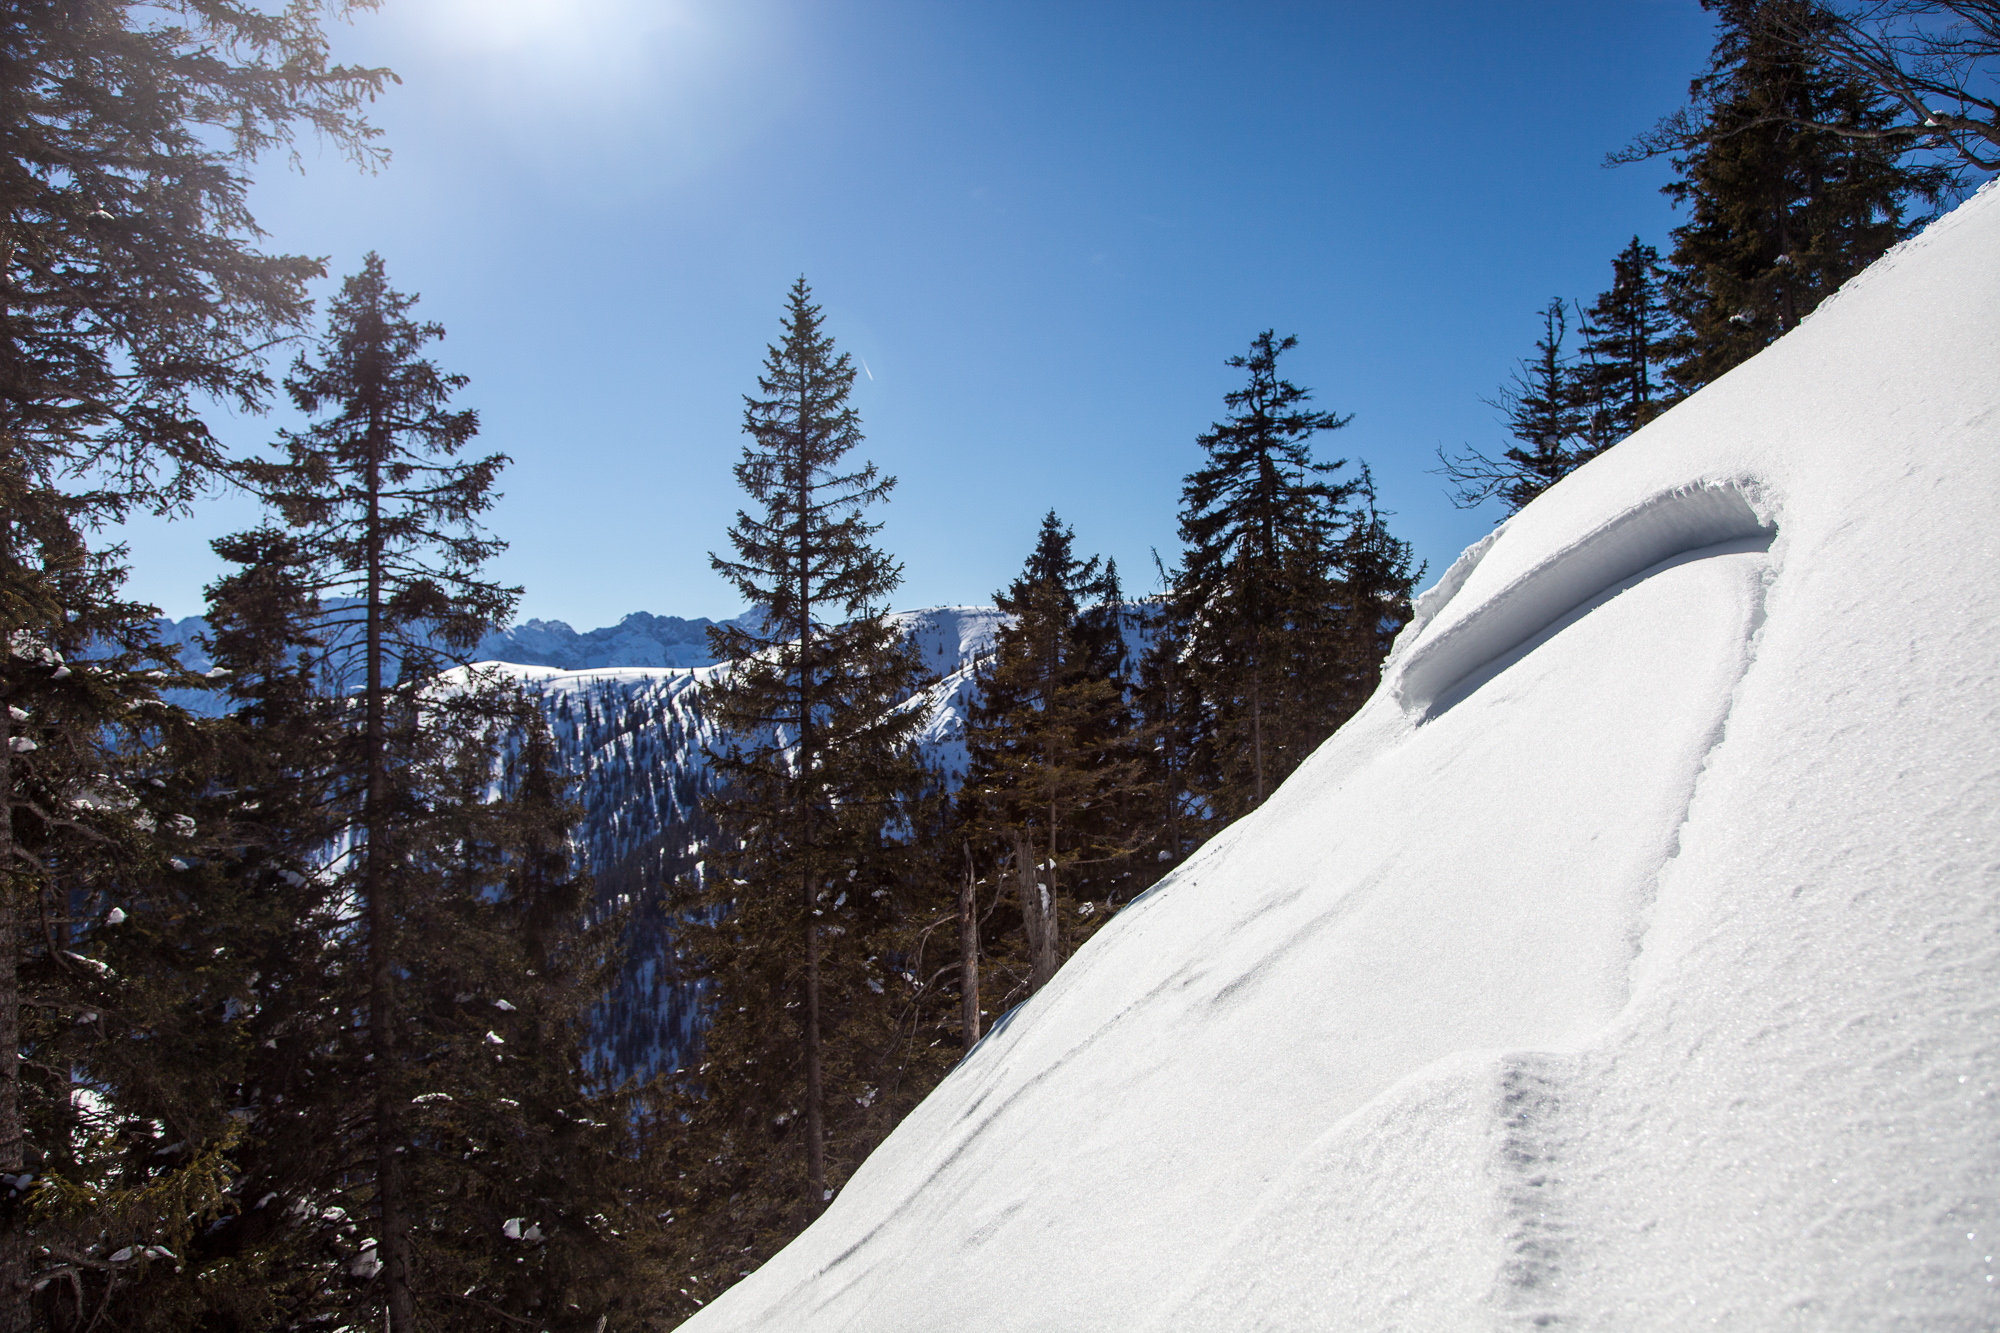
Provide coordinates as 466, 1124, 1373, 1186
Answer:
420, 0, 701, 58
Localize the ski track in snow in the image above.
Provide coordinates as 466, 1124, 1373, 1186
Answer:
1492, 1051, 1579, 1326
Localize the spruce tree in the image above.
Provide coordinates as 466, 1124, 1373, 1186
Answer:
1619, 0, 1951, 391
185, 534, 639, 1333
963, 513, 1145, 998
1574, 237, 1674, 443
671, 277, 933, 1279
1135, 579, 1213, 877
35, 530, 352, 1331
368, 689, 643, 1333
1327, 468, 1421, 714
0, 572, 234, 1331
246, 253, 522, 1331
0, 7, 388, 1316
1439, 300, 1587, 517
1068, 554, 1165, 913
1173, 331, 1357, 818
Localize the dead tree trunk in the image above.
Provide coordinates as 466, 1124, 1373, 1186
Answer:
959, 842, 981, 1050
1015, 831, 1059, 993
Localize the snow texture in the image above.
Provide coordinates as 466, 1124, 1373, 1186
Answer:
680, 182, 2000, 1330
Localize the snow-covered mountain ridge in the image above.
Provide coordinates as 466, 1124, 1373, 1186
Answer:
677, 185, 2000, 1329
466, 606, 1005, 1084
149, 606, 769, 677
475, 604, 1005, 884
150, 603, 1008, 1084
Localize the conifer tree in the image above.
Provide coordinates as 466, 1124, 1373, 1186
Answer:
0, 574, 231, 1331
1173, 331, 1358, 818
30, 530, 353, 1330
117, 535, 638, 1333
1134, 583, 1213, 876
246, 253, 523, 1331
963, 513, 1145, 998
1439, 300, 1588, 517
0, 6, 389, 1316
366, 689, 642, 1333
1618, 0, 1951, 390
1327, 469, 1421, 714
165, 533, 349, 1328
1067, 554, 1166, 912
674, 277, 932, 1267
1575, 237, 1675, 442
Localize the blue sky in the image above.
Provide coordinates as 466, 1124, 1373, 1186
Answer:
117, 0, 1719, 626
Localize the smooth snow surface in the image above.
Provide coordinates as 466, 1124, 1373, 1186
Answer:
681, 183, 2000, 1330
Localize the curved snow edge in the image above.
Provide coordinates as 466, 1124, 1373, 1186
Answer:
1388, 479, 1776, 714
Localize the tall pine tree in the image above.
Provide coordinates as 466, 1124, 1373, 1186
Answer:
963, 513, 1145, 999
1174, 331, 1358, 818
246, 253, 569, 1332
662, 279, 937, 1307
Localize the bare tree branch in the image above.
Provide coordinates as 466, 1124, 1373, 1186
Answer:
1769, 1, 2000, 171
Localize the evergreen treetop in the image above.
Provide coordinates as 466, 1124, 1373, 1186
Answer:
683, 276, 933, 1266
250, 251, 519, 683
1575, 237, 1673, 443
965, 513, 1144, 994
712, 277, 899, 646
1620, 0, 1952, 390
1178, 331, 1354, 602
1175, 331, 1357, 814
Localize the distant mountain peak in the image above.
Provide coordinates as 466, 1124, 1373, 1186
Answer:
472, 611, 751, 670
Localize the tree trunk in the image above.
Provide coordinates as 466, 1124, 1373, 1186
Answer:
0, 691, 25, 1332
361, 421, 414, 1332
803, 888, 825, 1210
795, 395, 827, 1215
959, 842, 981, 1051
1016, 831, 1058, 993
1249, 645, 1266, 808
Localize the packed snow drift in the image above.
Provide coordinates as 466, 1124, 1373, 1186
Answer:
680, 183, 2000, 1330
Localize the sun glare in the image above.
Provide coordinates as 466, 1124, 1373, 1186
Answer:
392, 0, 793, 175
418, 0, 706, 68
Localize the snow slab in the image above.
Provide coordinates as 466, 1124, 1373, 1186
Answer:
680, 182, 2000, 1332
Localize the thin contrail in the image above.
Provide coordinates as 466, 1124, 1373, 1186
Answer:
860, 356, 875, 381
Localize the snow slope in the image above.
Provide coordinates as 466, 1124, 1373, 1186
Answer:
680, 184, 2000, 1330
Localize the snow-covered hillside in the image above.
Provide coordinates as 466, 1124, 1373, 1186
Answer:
154, 603, 1008, 1084
476, 605, 1006, 1084
680, 185, 2000, 1331
485, 603, 1004, 873
149, 606, 762, 681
